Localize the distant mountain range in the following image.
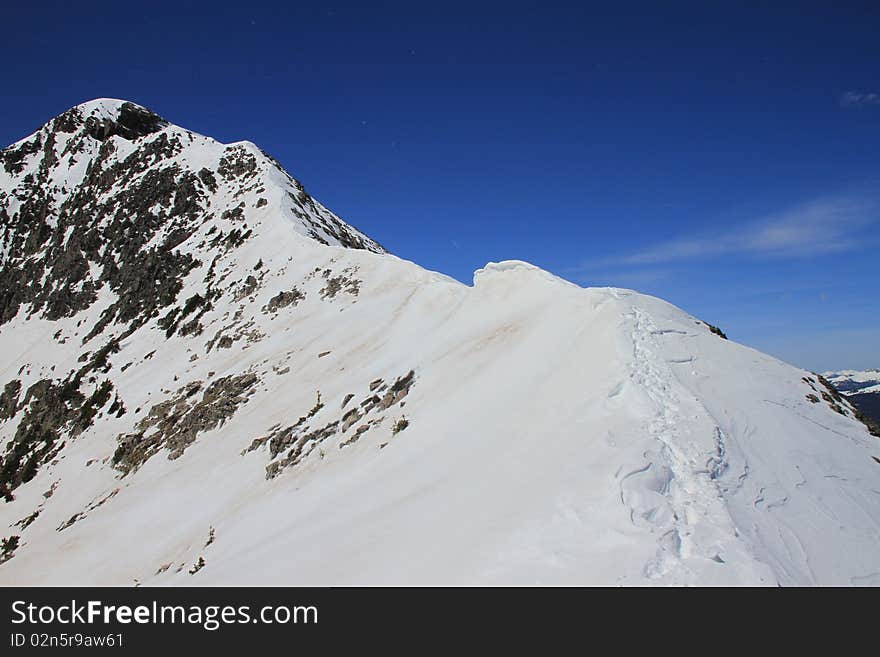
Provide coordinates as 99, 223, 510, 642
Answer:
824, 369, 880, 426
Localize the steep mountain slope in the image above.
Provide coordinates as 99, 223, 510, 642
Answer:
1, 100, 879, 586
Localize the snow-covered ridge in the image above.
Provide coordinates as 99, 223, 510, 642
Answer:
1, 100, 879, 586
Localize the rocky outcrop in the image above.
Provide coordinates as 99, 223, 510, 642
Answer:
112, 373, 259, 475
84, 102, 167, 141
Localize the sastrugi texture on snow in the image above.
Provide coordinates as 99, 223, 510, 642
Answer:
1, 100, 879, 585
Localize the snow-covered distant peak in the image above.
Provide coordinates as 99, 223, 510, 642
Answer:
822, 369, 880, 395
824, 368, 880, 380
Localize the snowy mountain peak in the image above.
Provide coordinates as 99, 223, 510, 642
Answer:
72, 97, 135, 112
0, 98, 384, 327
67, 97, 164, 124
5, 99, 167, 153
3, 97, 382, 252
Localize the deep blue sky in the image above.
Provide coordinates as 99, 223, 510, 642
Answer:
3, 1, 878, 371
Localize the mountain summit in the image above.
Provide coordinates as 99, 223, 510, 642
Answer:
1, 100, 879, 585
1, 98, 381, 323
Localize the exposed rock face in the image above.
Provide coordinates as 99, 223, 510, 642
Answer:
319, 268, 361, 299
263, 288, 304, 313
84, 102, 168, 141
0, 535, 18, 564
112, 373, 259, 475
0, 381, 21, 421
0, 344, 116, 500
250, 370, 416, 480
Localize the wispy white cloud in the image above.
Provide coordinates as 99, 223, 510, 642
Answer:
840, 91, 880, 107
584, 194, 877, 270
